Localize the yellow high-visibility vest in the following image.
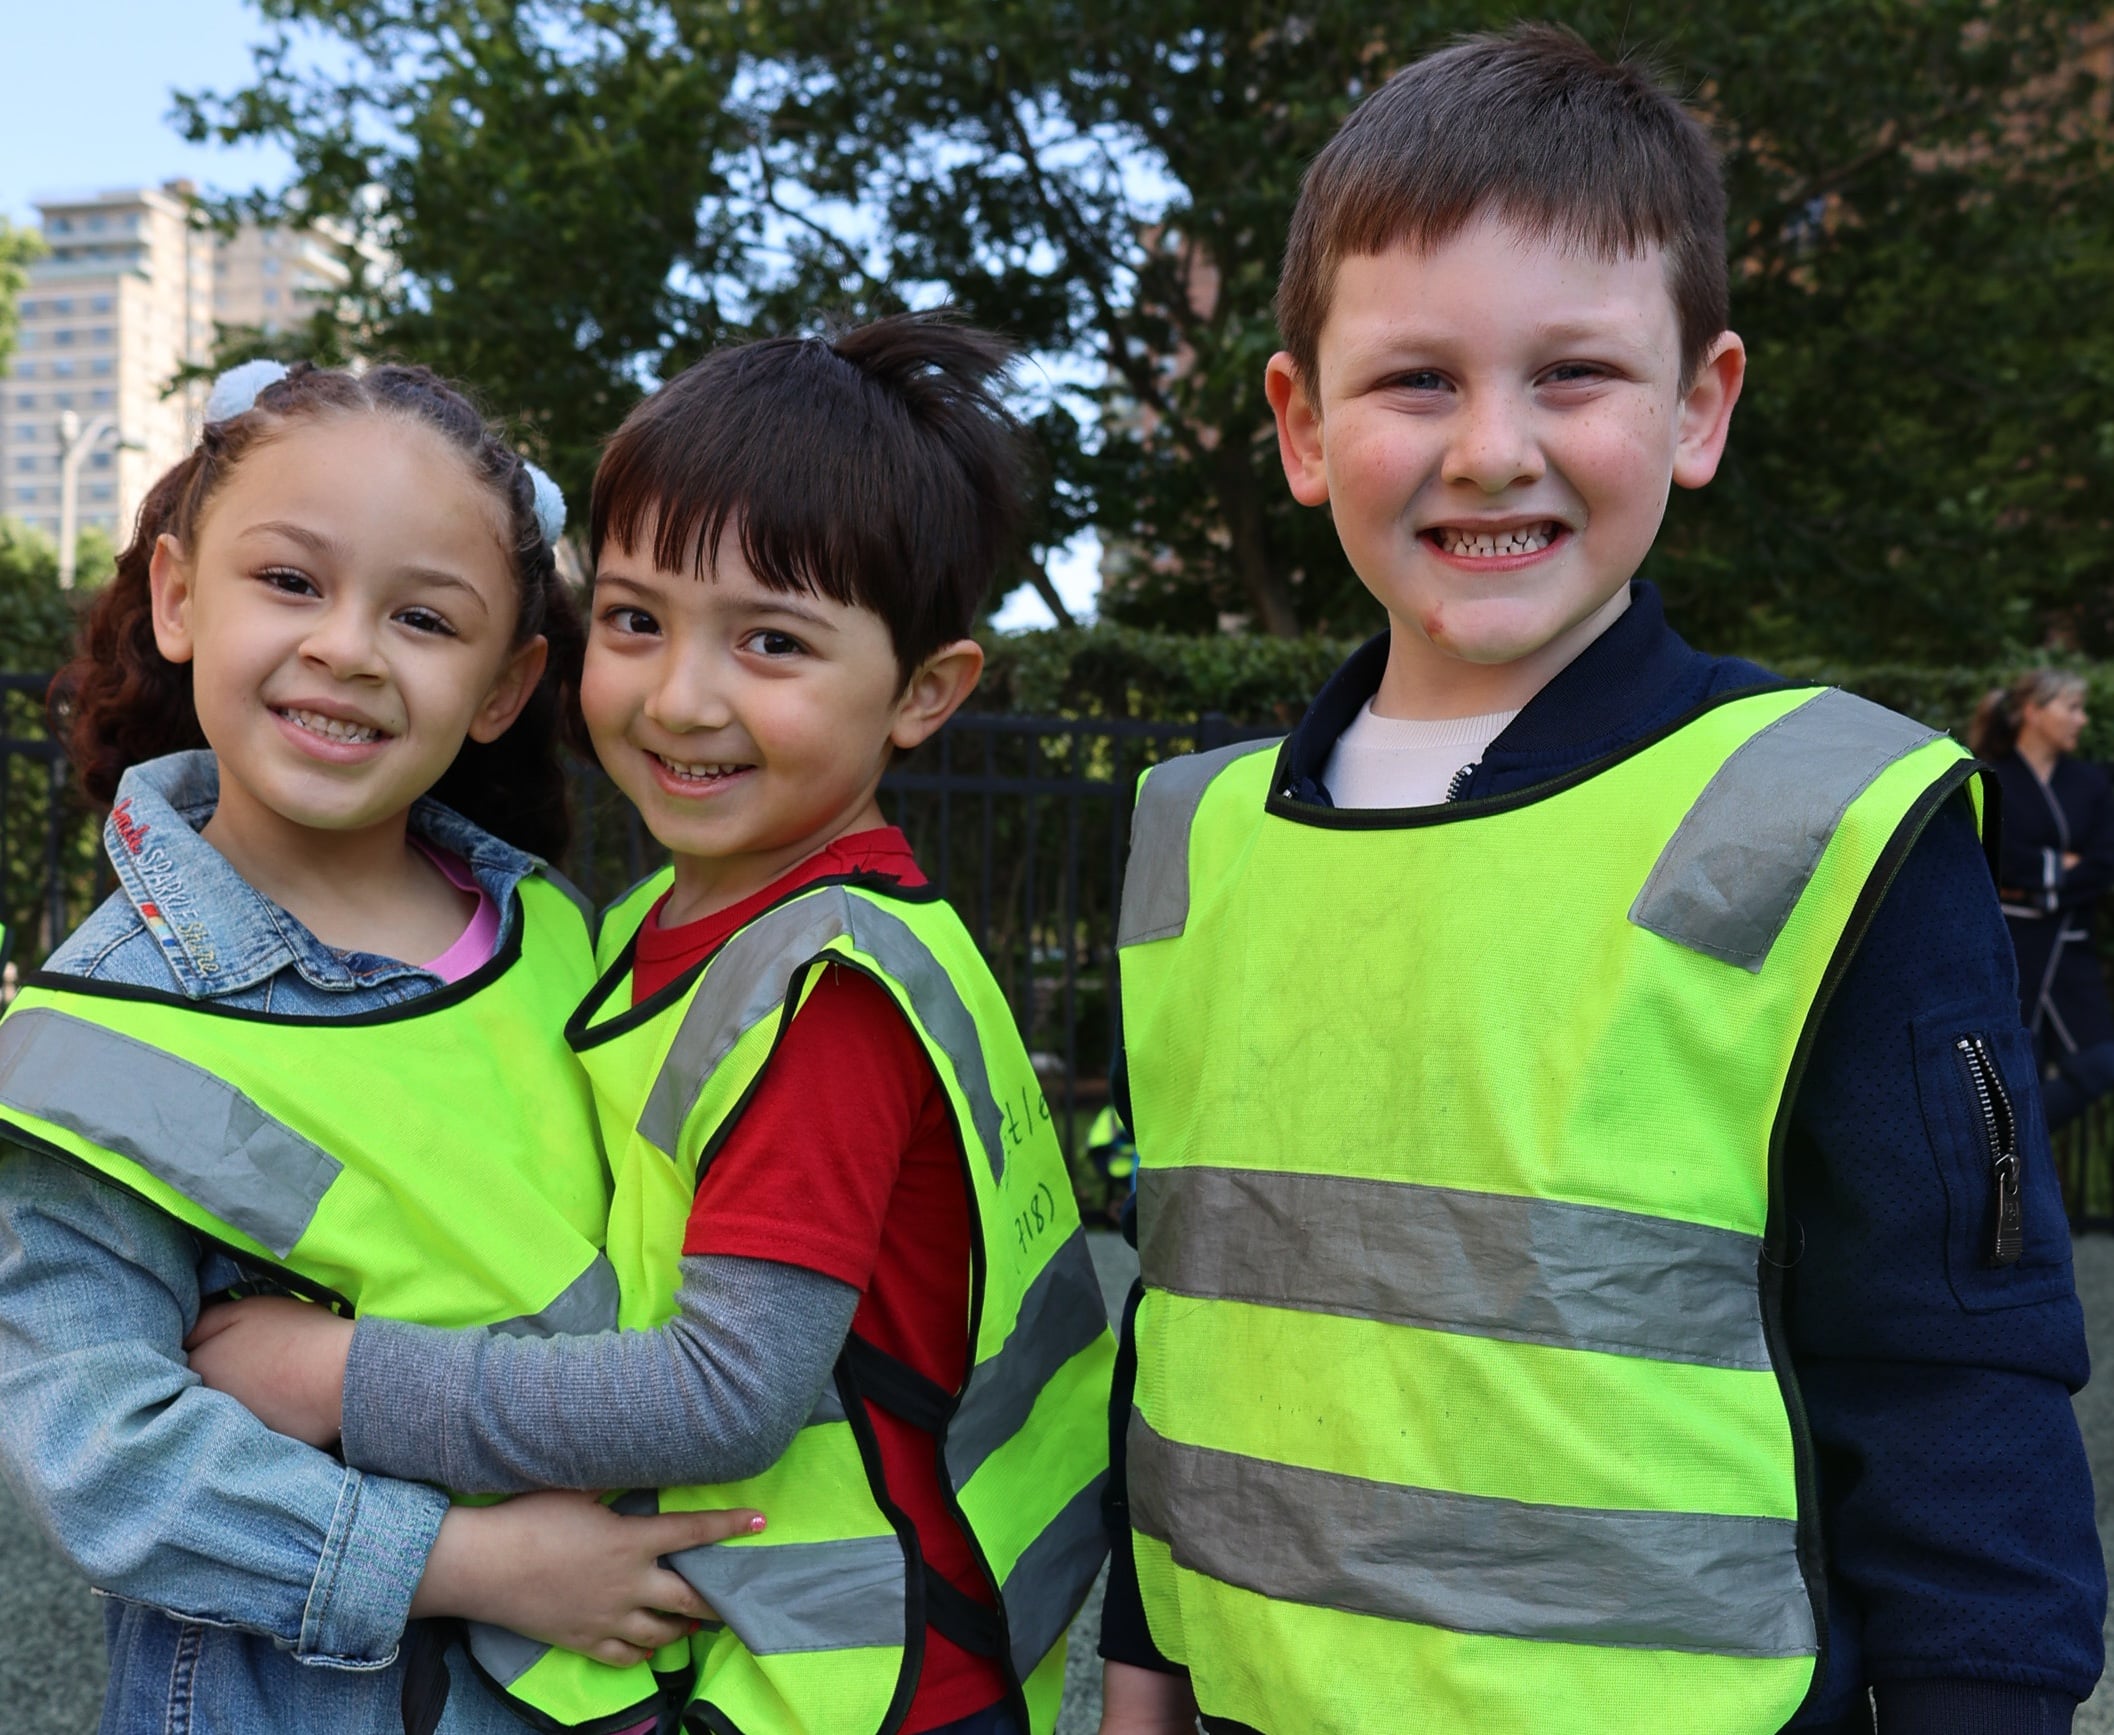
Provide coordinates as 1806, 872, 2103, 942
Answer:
1117, 686, 1979, 1734
575, 872, 1116, 1734
0, 874, 674, 1731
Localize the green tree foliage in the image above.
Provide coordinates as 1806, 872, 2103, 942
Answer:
0, 519, 111, 969
0, 220, 44, 377
185, 2, 2111, 656
0, 518, 107, 671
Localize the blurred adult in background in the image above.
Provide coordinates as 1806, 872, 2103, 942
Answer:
1972, 670, 2114, 1127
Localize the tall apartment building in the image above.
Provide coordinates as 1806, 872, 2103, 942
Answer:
213, 220, 355, 337
1, 181, 355, 548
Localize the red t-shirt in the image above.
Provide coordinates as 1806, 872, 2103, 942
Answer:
631, 829, 1007, 1732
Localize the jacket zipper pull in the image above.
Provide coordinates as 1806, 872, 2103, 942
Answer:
1992, 1150, 2024, 1267
1956, 1035, 2024, 1267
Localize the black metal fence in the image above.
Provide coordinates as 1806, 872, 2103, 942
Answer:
16, 674, 2112, 1227
0, 672, 1273, 1177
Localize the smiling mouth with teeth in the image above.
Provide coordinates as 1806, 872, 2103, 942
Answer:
275, 706, 386, 745
651, 751, 753, 784
1428, 522, 1563, 559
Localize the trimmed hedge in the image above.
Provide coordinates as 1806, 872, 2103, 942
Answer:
974, 625, 1362, 726
976, 625, 2114, 759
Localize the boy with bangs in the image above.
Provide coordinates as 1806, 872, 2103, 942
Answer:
1099, 26, 2102, 1735
184, 314, 1114, 1735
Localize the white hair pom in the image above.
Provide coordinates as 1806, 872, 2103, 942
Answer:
524, 461, 566, 545
204, 359, 291, 424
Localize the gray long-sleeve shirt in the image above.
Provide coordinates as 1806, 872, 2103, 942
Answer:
340, 1256, 860, 1494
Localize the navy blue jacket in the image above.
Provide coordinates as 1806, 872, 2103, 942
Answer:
1099, 585, 2105, 1734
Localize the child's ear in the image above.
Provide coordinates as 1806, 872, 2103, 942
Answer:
467, 635, 550, 744
890, 639, 985, 753
147, 534, 198, 664
1265, 352, 1330, 507
1672, 332, 1747, 491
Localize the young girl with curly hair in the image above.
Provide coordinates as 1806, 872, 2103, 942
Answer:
0, 361, 752, 1735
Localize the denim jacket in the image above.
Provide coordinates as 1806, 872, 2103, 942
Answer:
0, 751, 548, 1734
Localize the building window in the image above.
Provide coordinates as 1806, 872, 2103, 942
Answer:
16, 301, 36, 320
89, 359, 112, 376
89, 295, 113, 314
52, 393, 74, 409
12, 487, 36, 504
90, 450, 112, 469
50, 298, 73, 316
51, 329, 74, 347
88, 483, 114, 502
13, 394, 32, 410
52, 360, 75, 377
14, 363, 34, 378
90, 389, 113, 407
12, 424, 35, 441
88, 328, 112, 345
85, 216, 106, 233
48, 218, 71, 235
263, 289, 280, 308
263, 256, 282, 275
15, 455, 37, 473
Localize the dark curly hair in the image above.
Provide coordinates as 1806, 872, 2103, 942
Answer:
49, 362, 583, 859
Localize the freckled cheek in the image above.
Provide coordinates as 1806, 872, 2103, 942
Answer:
1549, 417, 1663, 520
1331, 419, 1431, 501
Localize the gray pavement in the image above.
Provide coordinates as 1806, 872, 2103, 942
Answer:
7, 1230, 2110, 1733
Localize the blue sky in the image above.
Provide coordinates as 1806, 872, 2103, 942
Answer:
0, 0, 292, 225
0, 0, 1097, 622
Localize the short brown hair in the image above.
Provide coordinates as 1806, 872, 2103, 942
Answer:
52, 362, 584, 857
590, 312, 1025, 680
1276, 24, 1728, 392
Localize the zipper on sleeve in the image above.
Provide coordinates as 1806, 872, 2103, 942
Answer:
1954, 1034, 2023, 1267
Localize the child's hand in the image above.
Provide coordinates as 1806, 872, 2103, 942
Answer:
184, 1295, 353, 1447
414, 1492, 766, 1666
1099, 1661, 1200, 1735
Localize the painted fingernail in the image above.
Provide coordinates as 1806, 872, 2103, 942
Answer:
748, 1515, 767, 1533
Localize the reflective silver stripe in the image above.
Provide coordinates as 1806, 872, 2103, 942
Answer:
1128, 1414, 1815, 1659
950, 1229, 1111, 1482
464, 1621, 547, 1688
1116, 739, 1280, 948
840, 898, 1008, 1182
1630, 689, 1941, 972
1138, 1166, 1768, 1371
0, 1006, 340, 1258
636, 893, 852, 1155
1000, 1472, 1109, 1679
638, 889, 1011, 1181
492, 1253, 620, 1338
668, 1534, 908, 1655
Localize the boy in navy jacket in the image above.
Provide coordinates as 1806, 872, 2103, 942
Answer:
1099, 25, 2102, 1735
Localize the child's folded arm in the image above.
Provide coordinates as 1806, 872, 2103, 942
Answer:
339, 1254, 858, 1494
337, 968, 934, 1495
1786, 798, 2103, 1712
0, 1146, 449, 1666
